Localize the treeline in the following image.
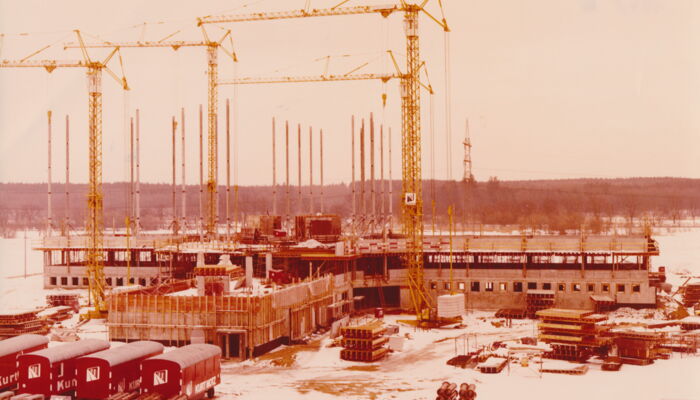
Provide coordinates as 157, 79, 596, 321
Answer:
1, 177, 699, 236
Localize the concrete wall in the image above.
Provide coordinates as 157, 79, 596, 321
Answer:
353, 268, 655, 311
44, 265, 163, 288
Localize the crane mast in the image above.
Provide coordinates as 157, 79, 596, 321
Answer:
1, 32, 127, 317
204, 1, 447, 321
400, 5, 429, 318
206, 43, 218, 237
65, 32, 235, 239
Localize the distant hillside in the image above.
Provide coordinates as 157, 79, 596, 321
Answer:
1, 177, 699, 235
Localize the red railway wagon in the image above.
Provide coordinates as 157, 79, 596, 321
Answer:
0, 334, 49, 392
75, 340, 164, 399
141, 344, 221, 399
17, 339, 109, 397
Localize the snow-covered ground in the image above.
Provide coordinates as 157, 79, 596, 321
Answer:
0, 229, 699, 399
217, 313, 700, 400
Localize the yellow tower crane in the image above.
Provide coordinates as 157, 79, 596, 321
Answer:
200, 1, 449, 323
65, 28, 237, 239
0, 30, 129, 318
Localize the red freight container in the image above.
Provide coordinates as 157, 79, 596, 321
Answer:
0, 334, 48, 392
141, 344, 221, 399
17, 339, 109, 397
75, 340, 164, 399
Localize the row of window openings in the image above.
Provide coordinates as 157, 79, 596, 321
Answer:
49, 276, 154, 287
429, 281, 642, 293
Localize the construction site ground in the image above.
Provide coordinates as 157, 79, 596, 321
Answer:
1, 228, 700, 399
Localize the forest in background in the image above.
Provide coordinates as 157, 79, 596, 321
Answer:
2, 177, 700, 237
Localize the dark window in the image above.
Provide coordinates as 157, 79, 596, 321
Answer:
106, 278, 112, 286
430, 282, 437, 290
527, 282, 537, 290
542, 283, 552, 290
471, 281, 480, 292
116, 277, 124, 287
82, 277, 89, 286
129, 277, 135, 285
444, 282, 451, 290
513, 282, 523, 292
602, 284, 610, 292
572, 283, 581, 292
50, 277, 57, 286
61, 277, 68, 286
71, 277, 79, 286
617, 284, 625, 293
485, 282, 494, 292
139, 278, 147, 286
558, 283, 565, 292
587, 283, 595, 292
632, 284, 641, 293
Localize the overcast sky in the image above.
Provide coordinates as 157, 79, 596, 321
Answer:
0, 0, 698, 185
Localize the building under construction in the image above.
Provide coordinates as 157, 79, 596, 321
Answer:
36, 231, 661, 309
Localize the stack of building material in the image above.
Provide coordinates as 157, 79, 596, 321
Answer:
340, 321, 388, 362
526, 290, 555, 318
613, 330, 665, 365
37, 306, 74, 323
495, 309, 527, 319
476, 357, 507, 374
679, 316, 700, 331
46, 293, 80, 312
0, 311, 49, 339
590, 295, 615, 313
535, 308, 608, 361
437, 294, 465, 319
682, 282, 700, 307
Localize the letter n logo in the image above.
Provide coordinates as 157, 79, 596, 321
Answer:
154, 370, 168, 385
28, 364, 41, 379
86, 366, 100, 382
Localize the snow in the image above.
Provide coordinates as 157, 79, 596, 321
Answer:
0, 228, 700, 399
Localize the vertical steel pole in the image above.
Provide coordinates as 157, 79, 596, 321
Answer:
309, 126, 313, 214
47, 110, 52, 236
272, 117, 277, 215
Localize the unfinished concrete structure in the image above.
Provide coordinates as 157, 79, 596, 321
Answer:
106, 274, 350, 359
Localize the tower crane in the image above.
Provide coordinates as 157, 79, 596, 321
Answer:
200, 1, 449, 323
64, 28, 237, 238
0, 30, 129, 318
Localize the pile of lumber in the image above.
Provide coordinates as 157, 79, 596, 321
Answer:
535, 308, 609, 361
46, 293, 80, 312
682, 282, 700, 307
526, 290, 555, 318
0, 311, 49, 339
37, 306, 74, 323
340, 321, 388, 362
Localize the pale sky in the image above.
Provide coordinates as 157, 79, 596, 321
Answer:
0, 0, 698, 185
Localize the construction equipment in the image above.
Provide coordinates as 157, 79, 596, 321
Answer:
0, 31, 129, 318
65, 28, 237, 238
201, 0, 449, 324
